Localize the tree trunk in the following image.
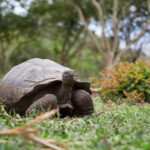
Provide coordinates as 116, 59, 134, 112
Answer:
60, 54, 66, 65
104, 52, 115, 69
105, 58, 114, 69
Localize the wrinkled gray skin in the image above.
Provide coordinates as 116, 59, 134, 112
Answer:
0, 58, 94, 117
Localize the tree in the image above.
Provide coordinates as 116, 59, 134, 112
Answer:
0, 0, 37, 73
66, 0, 150, 68
28, 0, 96, 65
0, 0, 100, 78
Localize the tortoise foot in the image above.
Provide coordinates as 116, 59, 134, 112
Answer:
26, 94, 57, 115
59, 103, 73, 117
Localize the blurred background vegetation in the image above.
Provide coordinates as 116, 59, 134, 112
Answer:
0, 0, 150, 80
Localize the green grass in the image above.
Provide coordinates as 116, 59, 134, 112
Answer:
0, 97, 150, 150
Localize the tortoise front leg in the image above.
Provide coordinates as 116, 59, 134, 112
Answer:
26, 94, 57, 115
71, 90, 94, 117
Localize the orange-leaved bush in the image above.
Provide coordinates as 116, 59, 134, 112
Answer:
89, 60, 150, 103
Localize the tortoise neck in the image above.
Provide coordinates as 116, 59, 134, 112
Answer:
57, 82, 73, 105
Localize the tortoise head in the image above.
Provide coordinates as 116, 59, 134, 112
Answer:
62, 70, 78, 85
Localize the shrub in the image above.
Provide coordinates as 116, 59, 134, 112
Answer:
89, 60, 150, 103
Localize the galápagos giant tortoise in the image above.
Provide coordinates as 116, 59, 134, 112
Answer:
0, 58, 94, 117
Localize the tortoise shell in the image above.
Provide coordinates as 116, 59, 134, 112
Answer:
0, 58, 91, 106
2, 58, 72, 88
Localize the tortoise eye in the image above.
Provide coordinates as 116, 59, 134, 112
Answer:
74, 74, 78, 80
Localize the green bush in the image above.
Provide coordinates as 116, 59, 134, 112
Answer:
89, 60, 150, 103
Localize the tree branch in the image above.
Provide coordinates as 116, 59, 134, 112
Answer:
60, 24, 72, 64
67, 31, 88, 60
91, 0, 111, 52
112, 0, 119, 54
64, 27, 84, 57
116, 19, 150, 60
66, 0, 106, 57
148, 0, 150, 11
118, 0, 133, 20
